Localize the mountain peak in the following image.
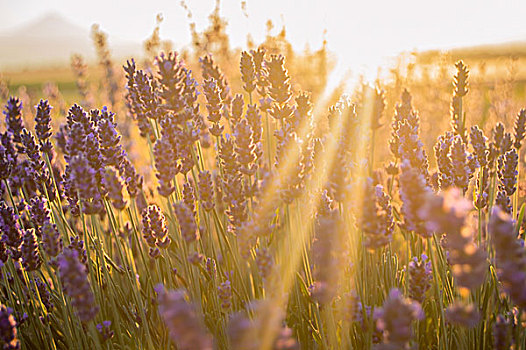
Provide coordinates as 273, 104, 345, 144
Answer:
7, 12, 88, 39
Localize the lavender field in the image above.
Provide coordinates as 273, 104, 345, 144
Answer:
0, 1, 526, 349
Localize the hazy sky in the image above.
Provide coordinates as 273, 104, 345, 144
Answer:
1, 0, 526, 75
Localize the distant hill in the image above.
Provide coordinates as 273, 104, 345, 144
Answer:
0, 12, 141, 70
416, 40, 526, 64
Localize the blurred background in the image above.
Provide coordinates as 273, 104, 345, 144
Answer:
1, 0, 526, 79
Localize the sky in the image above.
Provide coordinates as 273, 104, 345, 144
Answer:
1, 0, 526, 78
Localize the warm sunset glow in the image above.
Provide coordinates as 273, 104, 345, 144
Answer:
0, 1, 525, 349
1, 0, 526, 72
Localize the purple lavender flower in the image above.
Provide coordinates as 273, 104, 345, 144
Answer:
4, 97, 24, 147
182, 181, 196, 216
205, 257, 216, 279
311, 204, 342, 304
449, 135, 473, 193
419, 189, 487, 290
240, 51, 256, 94
513, 109, 526, 149
96, 320, 114, 342
217, 280, 232, 309
123, 59, 157, 139
470, 125, 488, 168
156, 285, 212, 350
198, 171, 215, 212
142, 205, 170, 258
119, 157, 143, 198
21, 229, 41, 272
65, 123, 87, 159
0, 142, 15, 181
389, 90, 419, 157
0, 304, 19, 350
153, 135, 177, 197
42, 221, 62, 261
489, 123, 513, 165
408, 254, 432, 303
28, 197, 50, 237
68, 155, 103, 215
34, 277, 53, 312
20, 129, 44, 173
84, 131, 103, 185
267, 54, 293, 120
103, 167, 127, 210
255, 247, 273, 280
0, 201, 22, 260
358, 179, 394, 250
173, 202, 199, 243
395, 119, 430, 180
489, 208, 526, 310
498, 149, 518, 197
66, 104, 92, 133
230, 94, 244, 125
245, 104, 263, 157
234, 118, 257, 176
156, 52, 187, 113
203, 78, 224, 136
34, 100, 54, 159
97, 107, 124, 168
67, 236, 87, 266
375, 289, 423, 348
200, 54, 231, 104
398, 160, 432, 238
58, 248, 99, 322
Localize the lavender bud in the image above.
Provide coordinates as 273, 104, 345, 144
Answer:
156, 285, 212, 350
34, 100, 53, 157
97, 107, 124, 168
0, 201, 22, 260
470, 125, 488, 168
358, 179, 394, 250
513, 109, 526, 149
119, 157, 143, 198
96, 320, 114, 342
21, 229, 41, 272
218, 280, 232, 309
408, 254, 432, 303
375, 289, 423, 348
20, 129, 44, 172
34, 277, 53, 312
489, 208, 526, 309
255, 247, 273, 280
198, 171, 215, 212
153, 136, 176, 197
0, 304, 20, 350
173, 202, 198, 243
240, 51, 256, 94
205, 258, 216, 279
42, 221, 62, 259
399, 160, 432, 238
103, 167, 128, 210
28, 197, 51, 237
58, 248, 99, 322
498, 149, 518, 197
4, 97, 24, 146
142, 205, 170, 249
